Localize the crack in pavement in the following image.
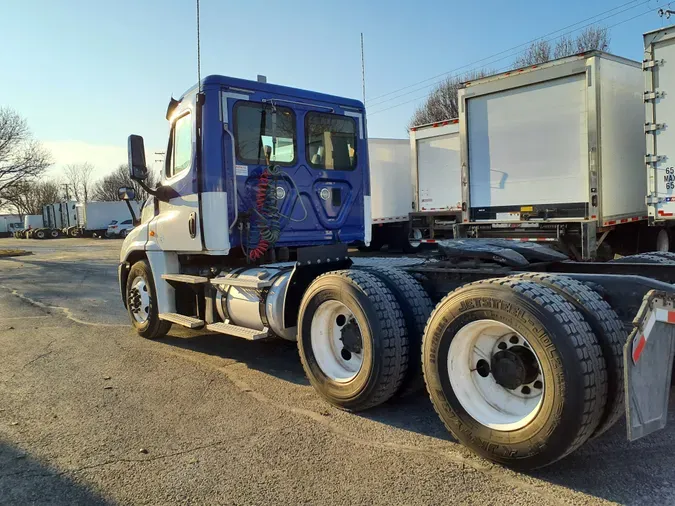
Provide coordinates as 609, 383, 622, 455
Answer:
0, 417, 289, 480
0, 285, 127, 328
21, 340, 56, 369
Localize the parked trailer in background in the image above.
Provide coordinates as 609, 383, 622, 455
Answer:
644, 26, 675, 250
365, 138, 413, 251
454, 51, 655, 260
74, 201, 140, 238
409, 119, 461, 245
58, 200, 78, 235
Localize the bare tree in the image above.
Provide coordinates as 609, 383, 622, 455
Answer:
515, 26, 611, 67
3, 179, 60, 215
408, 69, 494, 128
513, 39, 552, 67
63, 162, 95, 202
93, 164, 157, 203
0, 108, 52, 206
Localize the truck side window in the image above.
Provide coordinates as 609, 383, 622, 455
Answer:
233, 102, 296, 165
166, 113, 192, 178
305, 112, 357, 171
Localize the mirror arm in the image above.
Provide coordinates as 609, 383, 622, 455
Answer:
124, 200, 139, 226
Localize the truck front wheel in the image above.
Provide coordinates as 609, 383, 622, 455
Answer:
126, 260, 171, 339
297, 269, 409, 412
422, 278, 607, 470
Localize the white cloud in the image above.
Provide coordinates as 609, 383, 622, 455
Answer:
42, 140, 164, 182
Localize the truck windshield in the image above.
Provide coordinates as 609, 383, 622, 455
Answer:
234, 102, 296, 165
305, 112, 357, 171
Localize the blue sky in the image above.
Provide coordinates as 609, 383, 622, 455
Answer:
0, 0, 670, 179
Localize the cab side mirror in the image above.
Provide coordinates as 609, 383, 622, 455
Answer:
118, 187, 136, 201
128, 135, 148, 181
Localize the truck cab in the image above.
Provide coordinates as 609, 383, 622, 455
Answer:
121, 75, 369, 262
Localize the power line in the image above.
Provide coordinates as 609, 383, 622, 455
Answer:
367, 0, 650, 109
369, 5, 656, 116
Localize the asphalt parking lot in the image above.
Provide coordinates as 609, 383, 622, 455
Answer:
2, 237, 675, 505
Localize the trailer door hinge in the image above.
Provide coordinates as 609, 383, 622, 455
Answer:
645, 123, 665, 133
644, 91, 665, 102
646, 154, 665, 164
643, 59, 664, 70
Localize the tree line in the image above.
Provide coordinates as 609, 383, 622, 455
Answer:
0, 107, 157, 216
408, 26, 610, 128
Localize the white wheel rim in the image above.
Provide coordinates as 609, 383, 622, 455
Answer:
657, 229, 670, 252
448, 320, 544, 431
409, 228, 423, 248
310, 300, 364, 382
128, 276, 151, 324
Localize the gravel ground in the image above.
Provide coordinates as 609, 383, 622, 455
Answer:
1, 237, 675, 505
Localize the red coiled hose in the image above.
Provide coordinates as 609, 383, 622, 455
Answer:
249, 170, 272, 261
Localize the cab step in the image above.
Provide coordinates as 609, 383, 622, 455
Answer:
206, 322, 269, 340
161, 274, 209, 284
210, 275, 274, 289
159, 313, 205, 329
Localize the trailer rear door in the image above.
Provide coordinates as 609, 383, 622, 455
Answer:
413, 124, 461, 211
645, 29, 675, 220
467, 74, 589, 215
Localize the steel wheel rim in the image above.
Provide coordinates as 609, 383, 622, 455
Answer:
447, 319, 544, 431
310, 300, 364, 382
129, 276, 151, 324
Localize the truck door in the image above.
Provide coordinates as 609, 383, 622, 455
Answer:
149, 94, 203, 252
224, 94, 367, 248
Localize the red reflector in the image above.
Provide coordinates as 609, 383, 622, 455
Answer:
463, 219, 468, 223
410, 127, 416, 131
668, 312, 675, 324
591, 215, 597, 219
441, 121, 449, 126
451, 119, 458, 124
633, 335, 647, 363
621, 219, 628, 223
607, 220, 616, 225
433, 123, 439, 127
532, 65, 538, 69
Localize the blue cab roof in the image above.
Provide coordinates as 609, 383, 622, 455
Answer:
181, 75, 364, 110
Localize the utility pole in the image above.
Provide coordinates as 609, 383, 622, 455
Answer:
62, 184, 70, 201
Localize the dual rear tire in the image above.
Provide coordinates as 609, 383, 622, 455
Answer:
422, 276, 623, 470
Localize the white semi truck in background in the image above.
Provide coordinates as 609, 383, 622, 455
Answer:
0, 215, 23, 238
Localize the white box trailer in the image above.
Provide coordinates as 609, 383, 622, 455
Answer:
24, 215, 43, 229
409, 119, 462, 243
74, 201, 140, 237
643, 25, 675, 251
456, 51, 649, 259
366, 138, 412, 250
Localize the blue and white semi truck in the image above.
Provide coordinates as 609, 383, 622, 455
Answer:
118, 74, 675, 470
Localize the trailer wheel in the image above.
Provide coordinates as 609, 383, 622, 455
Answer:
513, 273, 625, 438
126, 260, 172, 339
656, 228, 672, 252
611, 253, 674, 264
34, 230, 46, 240
69, 228, 78, 238
355, 265, 434, 395
297, 269, 409, 411
422, 278, 607, 470
49, 229, 59, 239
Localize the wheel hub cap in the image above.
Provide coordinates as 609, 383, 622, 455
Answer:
128, 277, 150, 324
490, 346, 539, 390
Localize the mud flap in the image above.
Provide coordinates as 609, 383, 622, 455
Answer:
625, 290, 675, 441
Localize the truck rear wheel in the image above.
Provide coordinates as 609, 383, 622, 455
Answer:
126, 260, 172, 339
34, 229, 46, 240
297, 269, 409, 411
355, 265, 434, 395
422, 278, 607, 470
513, 273, 624, 438
49, 229, 59, 239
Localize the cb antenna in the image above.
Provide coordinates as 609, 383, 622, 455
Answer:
360, 33, 366, 104
196, 0, 202, 92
